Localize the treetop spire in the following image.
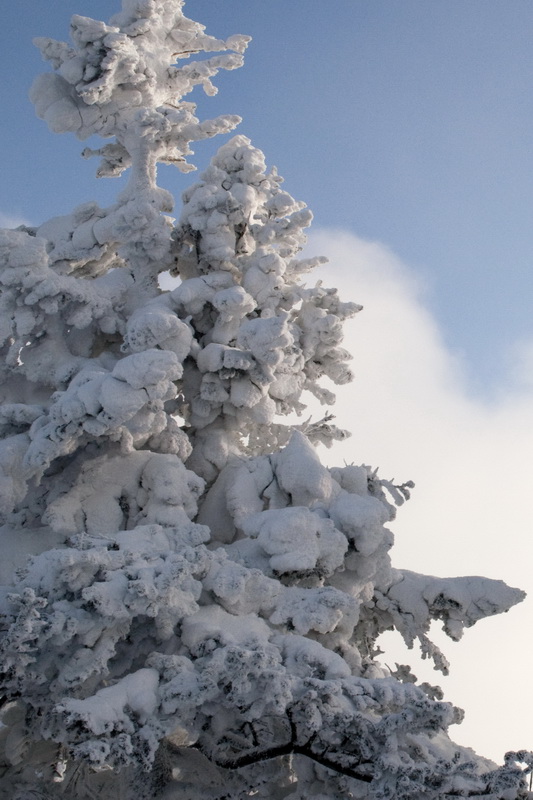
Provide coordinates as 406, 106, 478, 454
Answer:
31, 0, 251, 193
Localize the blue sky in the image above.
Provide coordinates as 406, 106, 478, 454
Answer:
2, 0, 533, 762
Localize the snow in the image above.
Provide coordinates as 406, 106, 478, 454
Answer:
273, 430, 337, 507
386, 569, 526, 643
58, 667, 160, 740
270, 585, 359, 636
329, 491, 391, 557
242, 506, 347, 576
275, 634, 352, 680
181, 606, 271, 653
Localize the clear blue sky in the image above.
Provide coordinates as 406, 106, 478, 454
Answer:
2, 1, 533, 398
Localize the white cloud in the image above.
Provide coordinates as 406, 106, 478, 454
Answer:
306, 228, 533, 762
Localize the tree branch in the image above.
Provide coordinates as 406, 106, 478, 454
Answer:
193, 740, 373, 784
193, 742, 509, 797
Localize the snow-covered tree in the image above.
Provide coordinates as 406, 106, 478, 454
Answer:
0, 1, 530, 798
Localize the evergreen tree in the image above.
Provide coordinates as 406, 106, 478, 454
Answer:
0, 1, 530, 798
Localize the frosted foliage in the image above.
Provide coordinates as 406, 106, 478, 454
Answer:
31, 0, 249, 177
174, 135, 360, 481
0, 1, 529, 799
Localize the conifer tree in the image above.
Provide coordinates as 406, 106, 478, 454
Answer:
0, 1, 530, 798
